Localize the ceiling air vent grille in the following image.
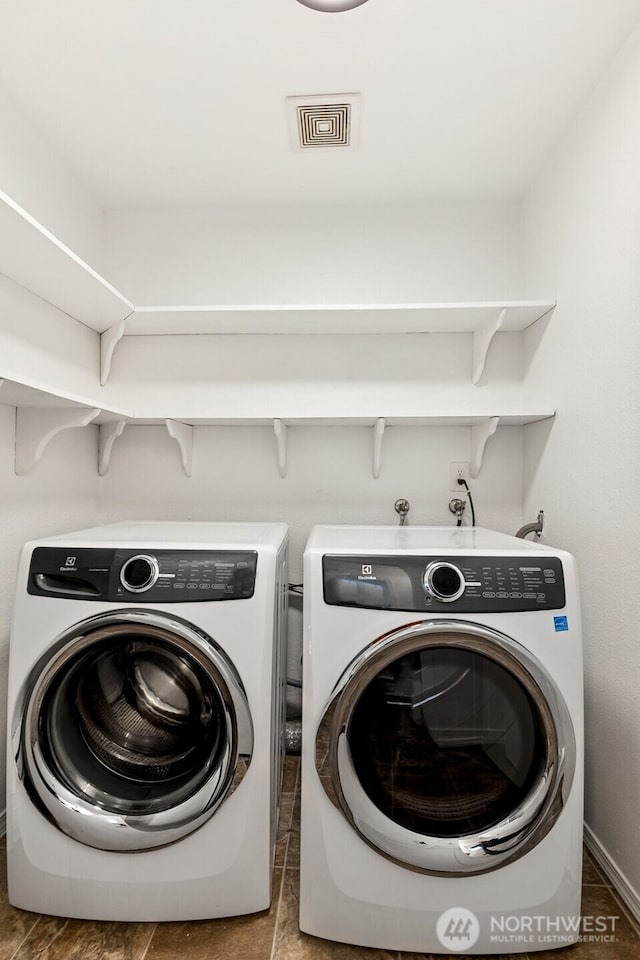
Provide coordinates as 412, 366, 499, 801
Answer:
287, 94, 360, 151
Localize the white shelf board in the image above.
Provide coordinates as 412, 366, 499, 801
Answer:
126, 412, 554, 427
126, 301, 555, 336
0, 375, 130, 423
0, 190, 133, 333
0, 188, 554, 389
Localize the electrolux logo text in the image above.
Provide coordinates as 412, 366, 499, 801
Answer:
358, 563, 376, 581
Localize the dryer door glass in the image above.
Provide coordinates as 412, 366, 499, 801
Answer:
349, 646, 540, 837
316, 621, 575, 875
21, 611, 253, 851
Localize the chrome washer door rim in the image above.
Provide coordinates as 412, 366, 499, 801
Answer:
316, 620, 575, 876
18, 609, 253, 852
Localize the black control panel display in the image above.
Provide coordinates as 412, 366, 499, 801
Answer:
28, 547, 258, 602
323, 554, 566, 613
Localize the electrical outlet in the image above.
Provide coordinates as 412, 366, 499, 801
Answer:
450, 461, 470, 492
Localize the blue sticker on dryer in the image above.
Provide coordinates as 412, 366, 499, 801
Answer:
554, 616, 568, 632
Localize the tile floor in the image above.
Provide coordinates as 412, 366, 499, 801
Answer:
0, 756, 638, 960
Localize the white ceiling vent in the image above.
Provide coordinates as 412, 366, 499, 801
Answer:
287, 94, 360, 151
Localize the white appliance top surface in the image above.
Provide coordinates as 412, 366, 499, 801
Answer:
38, 521, 288, 548
306, 525, 564, 556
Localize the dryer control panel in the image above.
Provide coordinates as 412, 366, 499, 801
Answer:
28, 547, 258, 602
322, 554, 565, 613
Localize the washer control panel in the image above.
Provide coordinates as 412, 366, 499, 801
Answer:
323, 554, 566, 612
28, 547, 258, 602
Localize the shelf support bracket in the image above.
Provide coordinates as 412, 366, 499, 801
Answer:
273, 419, 287, 478
15, 407, 101, 475
98, 419, 128, 476
472, 308, 506, 385
470, 417, 499, 479
165, 420, 193, 477
100, 316, 129, 386
372, 418, 385, 479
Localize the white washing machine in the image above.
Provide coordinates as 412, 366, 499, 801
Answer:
6, 521, 288, 921
300, 525, 583, 955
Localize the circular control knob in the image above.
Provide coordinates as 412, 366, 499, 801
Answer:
120, 554, 160, 593
423, 561, 465, 603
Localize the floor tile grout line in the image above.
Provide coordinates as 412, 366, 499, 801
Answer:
138, 921, 158, 960
269, 865, 288, 960
7, 914, 42, 960
271, 759, 299, 958
608, 885, 640, 937
279, 831, 291, 871
292, 756, 301, 797
20, 917, 70, 958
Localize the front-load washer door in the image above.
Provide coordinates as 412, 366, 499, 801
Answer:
316, 620, 575, 876
16, 609, 253, 851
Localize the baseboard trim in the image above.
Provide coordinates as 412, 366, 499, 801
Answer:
584, 823, 640, 927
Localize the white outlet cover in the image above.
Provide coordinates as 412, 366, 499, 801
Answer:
449, 461, 470, 492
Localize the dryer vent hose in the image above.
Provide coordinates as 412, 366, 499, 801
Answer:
285, 719, 302, 755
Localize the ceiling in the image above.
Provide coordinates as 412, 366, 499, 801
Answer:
0, 0, 638, 210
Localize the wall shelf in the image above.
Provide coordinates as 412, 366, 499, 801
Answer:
0, 375, 129, 419
0, 364, 554, 477
0, 186, 554, 388
0, 375, 130, 475
102, 299, 555, 385
124, 301, 555, 336
115, 412, 553, 480
0, 190, 557, 479
0, 189, 554, 350
0, 190, 133, 333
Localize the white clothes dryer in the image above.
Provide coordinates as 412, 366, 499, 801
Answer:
300, 525, 583, 955
7, 521, 288, 921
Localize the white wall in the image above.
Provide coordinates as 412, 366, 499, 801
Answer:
103, 200, 522, 304
522, 25, 640, 904
0, 87, 104, 268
